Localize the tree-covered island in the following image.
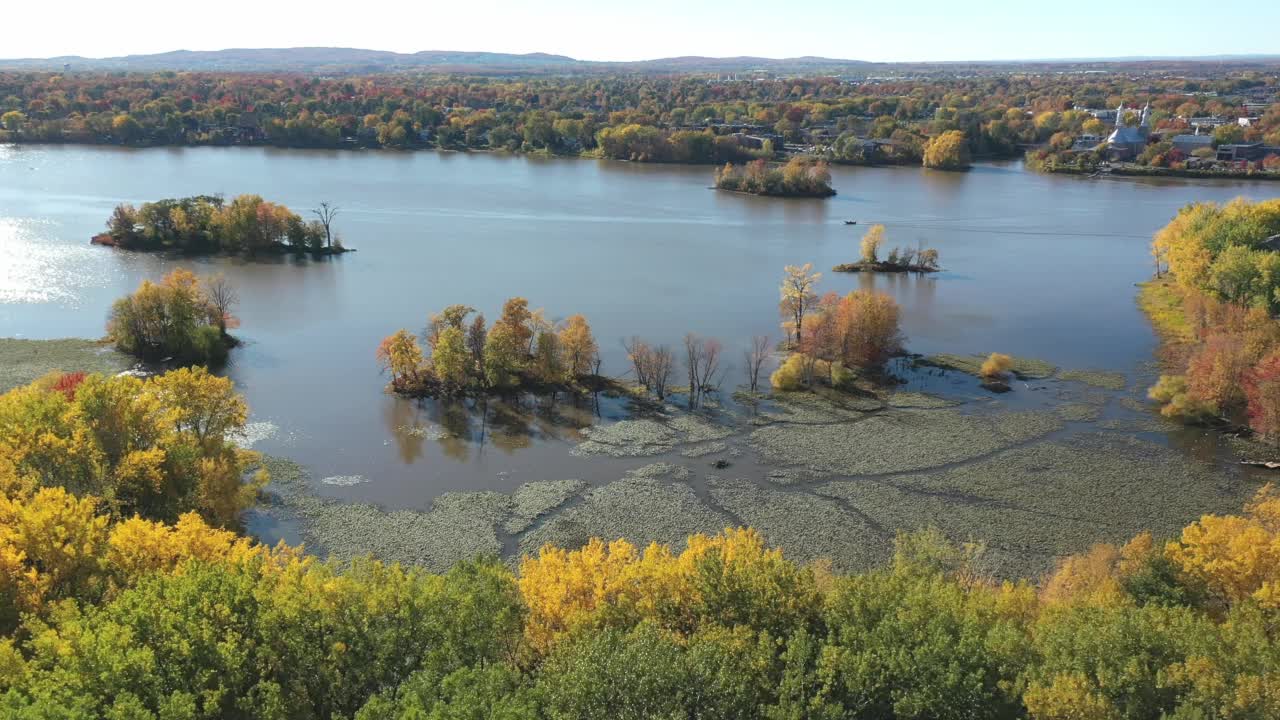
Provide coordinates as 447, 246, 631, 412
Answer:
93, 195, 351, 256
713, 157, 835, 198
833, 224, 941, 273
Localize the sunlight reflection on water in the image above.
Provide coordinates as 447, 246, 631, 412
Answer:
0, 216, 106, 306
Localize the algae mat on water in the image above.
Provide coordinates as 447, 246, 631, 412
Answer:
257, 384, 1256, 581
816, 432, 1255, 578
0, 338, 132, 392
749, 407, 1064, 477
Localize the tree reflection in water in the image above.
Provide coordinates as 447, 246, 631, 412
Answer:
382, 390, 605, 466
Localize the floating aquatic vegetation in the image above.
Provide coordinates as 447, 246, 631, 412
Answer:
681, 441, 728, 458
667, 415, 736, 443
750, 407, 1062, 477
572, 419, 677, 457
921, 353, 1057, 380
1058, 369, 1127, 391
0, 338, 132, 393
1098, 417, 1173, 433
1056, 403, 1102, 423
758, 392, 875, 425
1118, 396, 1151, 413
504, 479, 586, 534
519, 477, 725, 557
887, 392, 960, 409
816, 433, 1253, 578
626, 462, 683, 479
572, 412, 739, 458
707, 477, 890, 571
766, 468, 818, 486
261, 456, 507, 571
1225, 435, 1280, 464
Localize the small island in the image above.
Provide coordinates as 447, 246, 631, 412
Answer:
92, 195, 351, 256
378, 299, 612, 400
833, 224, 940, 273
108, 269, 242, 365
713, 157, 836, 198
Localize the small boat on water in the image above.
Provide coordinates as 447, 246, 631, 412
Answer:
843, 220, 857, 225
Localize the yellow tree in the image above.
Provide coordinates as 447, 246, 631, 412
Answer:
860, 224, 885, 263
0, 487, 110, 628
559, 314, 598, 378
495, 297, 534, 353
779, 263, 821, 347
148, 367, 246, 450
1165, 484, 1280, 609
432, 326, 471, 389
376, 329, 424, 386
922, 130, 972, 170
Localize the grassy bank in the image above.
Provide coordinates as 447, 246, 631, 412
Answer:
1137, 278, 1194, 343
0, 338, 132, 392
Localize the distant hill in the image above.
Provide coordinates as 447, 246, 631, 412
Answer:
4, 47, 1277, 76
0, 47, 876, 75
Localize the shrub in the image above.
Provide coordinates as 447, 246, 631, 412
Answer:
770, 354, 808, 391
1148, 374, 1216, 420
979, 352, 1013, 379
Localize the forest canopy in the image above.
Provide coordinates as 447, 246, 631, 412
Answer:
3, 70, 1274, 165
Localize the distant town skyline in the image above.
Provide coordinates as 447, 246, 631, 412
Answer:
10, 0, 1280, 64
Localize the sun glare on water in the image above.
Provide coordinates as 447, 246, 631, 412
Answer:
0, 216, 107, 306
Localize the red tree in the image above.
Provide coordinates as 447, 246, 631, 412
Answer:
1245, 351, 1280, 440
50, 371, 87, 400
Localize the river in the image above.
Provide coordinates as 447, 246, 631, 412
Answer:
1, 143, 1276, 529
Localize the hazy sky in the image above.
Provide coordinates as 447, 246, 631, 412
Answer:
12, 0, 1280, 62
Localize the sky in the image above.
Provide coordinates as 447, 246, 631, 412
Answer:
10, 0, 1280, 63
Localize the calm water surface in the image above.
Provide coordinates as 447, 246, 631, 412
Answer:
2, 144, 1276, 509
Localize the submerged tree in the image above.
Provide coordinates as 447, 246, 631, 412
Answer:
745, 335, 772, 393
779, 263, 821, 348
312, 202, 340, 251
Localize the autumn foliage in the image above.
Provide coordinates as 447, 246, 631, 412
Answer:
2, 404, 1280, 720
106, 268, 239, 364
1145, 199, 1280, 436
772, 278, 904, 391
378, 298, 599, 396
980, 352, 1013, 379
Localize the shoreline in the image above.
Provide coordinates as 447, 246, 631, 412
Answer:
4, 335, 1265, 580
11, 141, 1280, 189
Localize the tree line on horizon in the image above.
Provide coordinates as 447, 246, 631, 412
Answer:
2, 70, 1275, 166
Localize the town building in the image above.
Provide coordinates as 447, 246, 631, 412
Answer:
1072, 133, 1103, 150
1105, 103, 1150, 162
1171, 134, 1214, 155
1216, 142, 1266, 162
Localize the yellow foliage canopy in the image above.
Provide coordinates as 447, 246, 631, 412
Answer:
1165, 484, 1280, 609
517, 527, 819, 654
